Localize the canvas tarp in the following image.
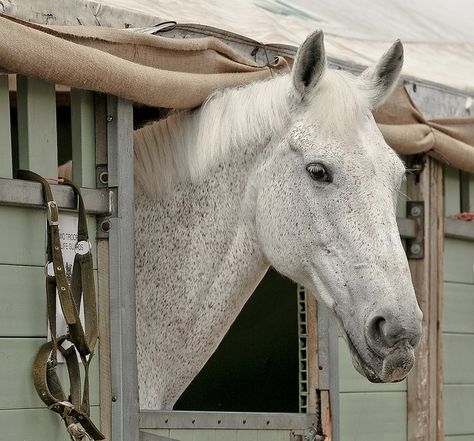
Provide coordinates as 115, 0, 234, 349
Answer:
0, 12, 473, 172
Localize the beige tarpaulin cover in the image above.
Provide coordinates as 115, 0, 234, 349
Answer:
0, 12, 473, 172
375, 87, 474, 172
0, 13, 289, 109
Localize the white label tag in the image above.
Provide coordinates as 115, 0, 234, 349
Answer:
47, 212, 85, 361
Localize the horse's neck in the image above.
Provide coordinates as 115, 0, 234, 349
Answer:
135, 77, 292, 409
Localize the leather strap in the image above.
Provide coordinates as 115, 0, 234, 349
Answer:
17, 169, 104, 441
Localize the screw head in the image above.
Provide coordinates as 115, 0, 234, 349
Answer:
106, 115, 113, 122
410, 243, 422, 255
111, 395, 117, 402
410, 206, 422, 217
101, 221, 111, 232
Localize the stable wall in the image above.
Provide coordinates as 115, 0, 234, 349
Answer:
443, 167, 474, 441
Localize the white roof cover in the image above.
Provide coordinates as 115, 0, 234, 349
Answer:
98, 0, 474, 94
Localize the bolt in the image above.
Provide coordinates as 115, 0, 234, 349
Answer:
101, 220, 111, 232
106, 115, 113, 122
99, 171, 109, 184
111, 395, 117, 402
410, 243, 422, 255
410, 205, 422, 217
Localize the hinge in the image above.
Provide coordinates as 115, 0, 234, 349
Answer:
406, 201, 424, 259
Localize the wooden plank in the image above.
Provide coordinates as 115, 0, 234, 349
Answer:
71, 89, 96, 187
0, 265, 46, 337
0, 338, 99, 410
338, 338, 406, 393
446, 436, 474, 441
169, 430, 194, 441
444, 239, 474, 284
215, 431, 237, 441
0, 406, 99, 441
443, 282, 474, 334
0, 74, 12, 178
339, 392, 407, 441
236, 430, 258, 441
192, 429, 217, 441
443, 334, 474, 384
444, 166, 460, 216
406, 158, 444, 441
444, 385, 474, 435
98, 240, 112, 441
0, 206, 46, 266
17, 76, 58, 178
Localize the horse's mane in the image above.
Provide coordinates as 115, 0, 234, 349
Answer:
134, 70, 368, 197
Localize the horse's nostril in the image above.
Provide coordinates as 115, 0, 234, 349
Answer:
365, 311, 419, 353
366, 315, 388, 348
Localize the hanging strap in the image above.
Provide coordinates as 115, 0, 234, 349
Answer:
17, 169, 104, 441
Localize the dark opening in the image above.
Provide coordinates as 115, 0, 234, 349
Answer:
174, 268, 299, 412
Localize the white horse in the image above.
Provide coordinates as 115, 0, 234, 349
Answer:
134, 30, 423, 410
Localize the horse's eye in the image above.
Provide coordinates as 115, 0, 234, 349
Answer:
306, 163, 332, 183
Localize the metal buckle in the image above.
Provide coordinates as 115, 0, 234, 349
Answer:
47, 201, 59, 226
75, 240, 91, 255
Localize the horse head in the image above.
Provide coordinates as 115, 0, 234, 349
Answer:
253, 31, 422, 383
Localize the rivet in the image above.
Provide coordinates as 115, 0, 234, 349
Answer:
56, 266, 62, 271
111, 395, 117, 402
106, 115, 113, 122
54, 246, 59, 250
60, 286, 66, 291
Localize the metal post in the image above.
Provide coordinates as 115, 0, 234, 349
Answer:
107, 95, 139, 441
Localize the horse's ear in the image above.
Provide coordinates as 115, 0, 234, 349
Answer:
359, 40, 404, 109
292, 30, 326, 98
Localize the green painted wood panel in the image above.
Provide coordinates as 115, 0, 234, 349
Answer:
444, 334, 474, 384
445, 166, 460, 216
0, 74, 12, 178
236, 431, 258, 441
191, 429, 217, 441
446, 436, 474, 441
144, 430, 290, 441
340, 392, 406, 441
0, 265, 99, 337
444, 385, 474, 435
444, 282, 474, 334
0, 206, 46, 266
338, 338, 406, 393
0, 207, 97, 268
17, 76, 58, 178
396, 176, 407, 219
0, 406, 99, 441
445, 238, 474, 284
0, 265, 46, 337
0, 338, 99, 410
71, 89, 96, 188
169, 429, 195, 441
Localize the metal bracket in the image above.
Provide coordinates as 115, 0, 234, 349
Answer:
406, 201, 424, 259
291, 427, 323, 441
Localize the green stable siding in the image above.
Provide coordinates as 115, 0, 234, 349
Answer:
443, 167, 474, 439
0, 80, 100, 440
